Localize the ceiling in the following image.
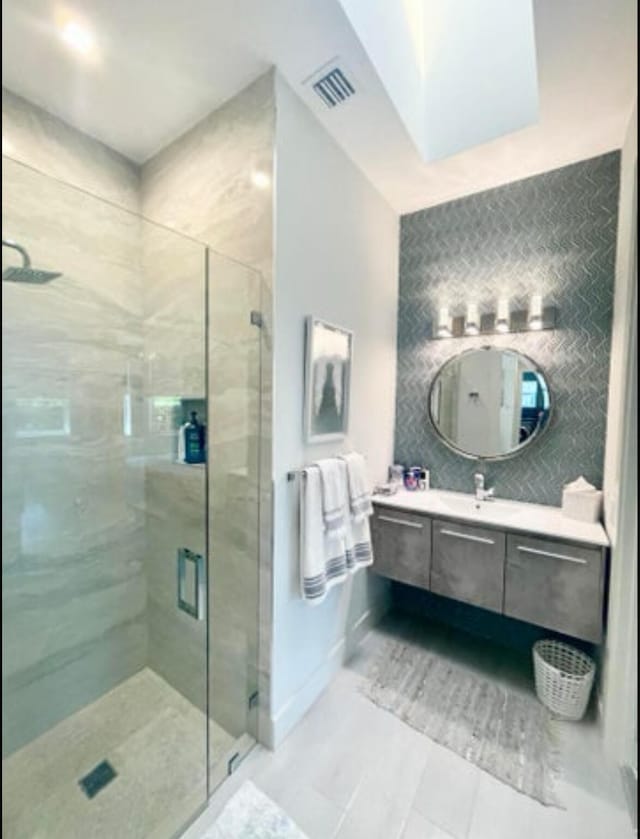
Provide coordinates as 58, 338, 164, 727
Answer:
2, 0, 637, 213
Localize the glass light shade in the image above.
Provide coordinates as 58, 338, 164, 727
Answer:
437, 306, 452, 338
464, 303, 480, 335
528, 294, 544, 330
495, 298, 510, 333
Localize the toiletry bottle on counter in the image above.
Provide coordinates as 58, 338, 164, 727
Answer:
403, 466, 430, 491
403, 467, 420, 491
183, 411, 206, 464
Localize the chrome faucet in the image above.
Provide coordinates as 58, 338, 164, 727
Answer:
474, 472, 495, 502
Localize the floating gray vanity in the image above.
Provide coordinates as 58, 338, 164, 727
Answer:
378, 345, 610, 644
371, 490, 609, 644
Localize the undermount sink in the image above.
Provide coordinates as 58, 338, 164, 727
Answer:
437, 494, 520, 519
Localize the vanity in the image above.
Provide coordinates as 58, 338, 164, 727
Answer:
377, 346, 609, 644
371, 489, 609, 643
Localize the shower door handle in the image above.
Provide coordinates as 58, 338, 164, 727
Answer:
177, 548, 206, 620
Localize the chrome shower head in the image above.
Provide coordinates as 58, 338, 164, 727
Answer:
2, 239, 62, 283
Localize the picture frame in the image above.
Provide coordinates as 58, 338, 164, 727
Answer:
304, 317, 353, 443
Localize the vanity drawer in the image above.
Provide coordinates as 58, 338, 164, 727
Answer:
504, 534, 605, 642
431, 519, 506, 613
371, 507, 431, 589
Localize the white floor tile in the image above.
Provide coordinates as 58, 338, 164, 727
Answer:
529, 780, 635, 839
468, 772, 536, 839
412, 740, 481, 839
402, 810, 457, 839
270, 783, 344, 839
184, 613, 633, 839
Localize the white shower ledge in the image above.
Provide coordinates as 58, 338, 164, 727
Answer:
372, 488, 609, 548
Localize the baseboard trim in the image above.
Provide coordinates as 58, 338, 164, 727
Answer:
621, 764, 638, 834
266, 597, 389, 749
267, 638, 345, 748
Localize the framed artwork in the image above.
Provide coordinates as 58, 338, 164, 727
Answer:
304, 317, 353, 443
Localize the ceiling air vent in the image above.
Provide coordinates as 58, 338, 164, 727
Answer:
311, 66, 355, 109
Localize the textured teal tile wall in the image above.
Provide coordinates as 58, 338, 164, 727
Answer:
395, 152, 621, 506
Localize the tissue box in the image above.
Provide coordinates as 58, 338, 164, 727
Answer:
562, 488, 603, 523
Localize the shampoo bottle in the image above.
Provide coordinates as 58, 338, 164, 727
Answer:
184, 411, 205, 464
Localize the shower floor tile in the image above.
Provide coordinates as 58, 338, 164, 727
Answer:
2, 668, 237, 839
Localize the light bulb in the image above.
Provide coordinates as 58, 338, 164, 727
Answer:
437, 306, 452, 338
495, 298, 510, 333
465, 303, 480, 336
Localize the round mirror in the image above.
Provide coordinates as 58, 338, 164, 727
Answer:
429, 347, 551, 460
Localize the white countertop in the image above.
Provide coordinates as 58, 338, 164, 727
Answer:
372, 488, 609, 548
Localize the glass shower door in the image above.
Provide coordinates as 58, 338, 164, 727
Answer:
207, 251, 263, 792
2, 155, 210, 839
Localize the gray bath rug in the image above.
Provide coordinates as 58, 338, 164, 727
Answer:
202, 781, 308, 839
362, 637, 562, 807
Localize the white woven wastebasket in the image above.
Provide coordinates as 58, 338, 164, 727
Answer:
533, 640, 595, 721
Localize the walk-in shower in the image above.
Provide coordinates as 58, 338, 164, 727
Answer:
2, 149, 262, 838
2, 239, 62, 283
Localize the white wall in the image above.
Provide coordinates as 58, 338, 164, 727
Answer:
602, 103, 637, 766
270, 74, 399, 745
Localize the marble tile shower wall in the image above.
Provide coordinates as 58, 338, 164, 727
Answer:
395, 153, 621, 506
140, 70, 275, 737
1, 153, 147, 755
2, 72, 274, 752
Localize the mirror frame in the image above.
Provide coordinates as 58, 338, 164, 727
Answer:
427, 346, 553, 461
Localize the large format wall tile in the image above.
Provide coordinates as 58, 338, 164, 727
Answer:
141, 75, 274, 742
141, 72, 274, 277
395, 153, 620, 506
2, 157, 147, 755
2, 88, 140, 212
2, 71, 274, 761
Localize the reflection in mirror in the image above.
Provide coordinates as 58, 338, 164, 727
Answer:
429, 347, 551, 459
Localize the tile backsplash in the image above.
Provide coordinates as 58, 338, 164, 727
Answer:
395, 152, 621, 506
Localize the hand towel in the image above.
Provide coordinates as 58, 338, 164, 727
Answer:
300, 466, 348, 603
316, 458, 347, 538
340, 452, 374, 522
338, 459, 374, 572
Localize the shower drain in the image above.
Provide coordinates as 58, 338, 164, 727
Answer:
78, 760, 117, 799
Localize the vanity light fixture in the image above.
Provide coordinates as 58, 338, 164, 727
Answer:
433, 298, 556, 340
495, 298, 510, 333
464, 303, 480, 336
528, 294, 544, 330
437, 306, 453, 338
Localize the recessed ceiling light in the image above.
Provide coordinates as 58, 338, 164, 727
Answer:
60, 20, 96, 57
251, 170, 271, 190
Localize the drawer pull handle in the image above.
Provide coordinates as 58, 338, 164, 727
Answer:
516, 546, 587, 565
440, 528, 495, 545
378, 515, 423, 530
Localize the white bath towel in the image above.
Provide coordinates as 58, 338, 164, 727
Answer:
316, 458, 347, 538
341, 452, 374, 522
300, 466, 348, 603
338, 459, 374, 572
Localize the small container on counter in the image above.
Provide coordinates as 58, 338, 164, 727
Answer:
403, 466, 422, 491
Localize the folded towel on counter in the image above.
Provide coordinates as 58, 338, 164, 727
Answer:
316, 458, 347, 538
300, 465, 348, 604
340, 452, 374, 522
